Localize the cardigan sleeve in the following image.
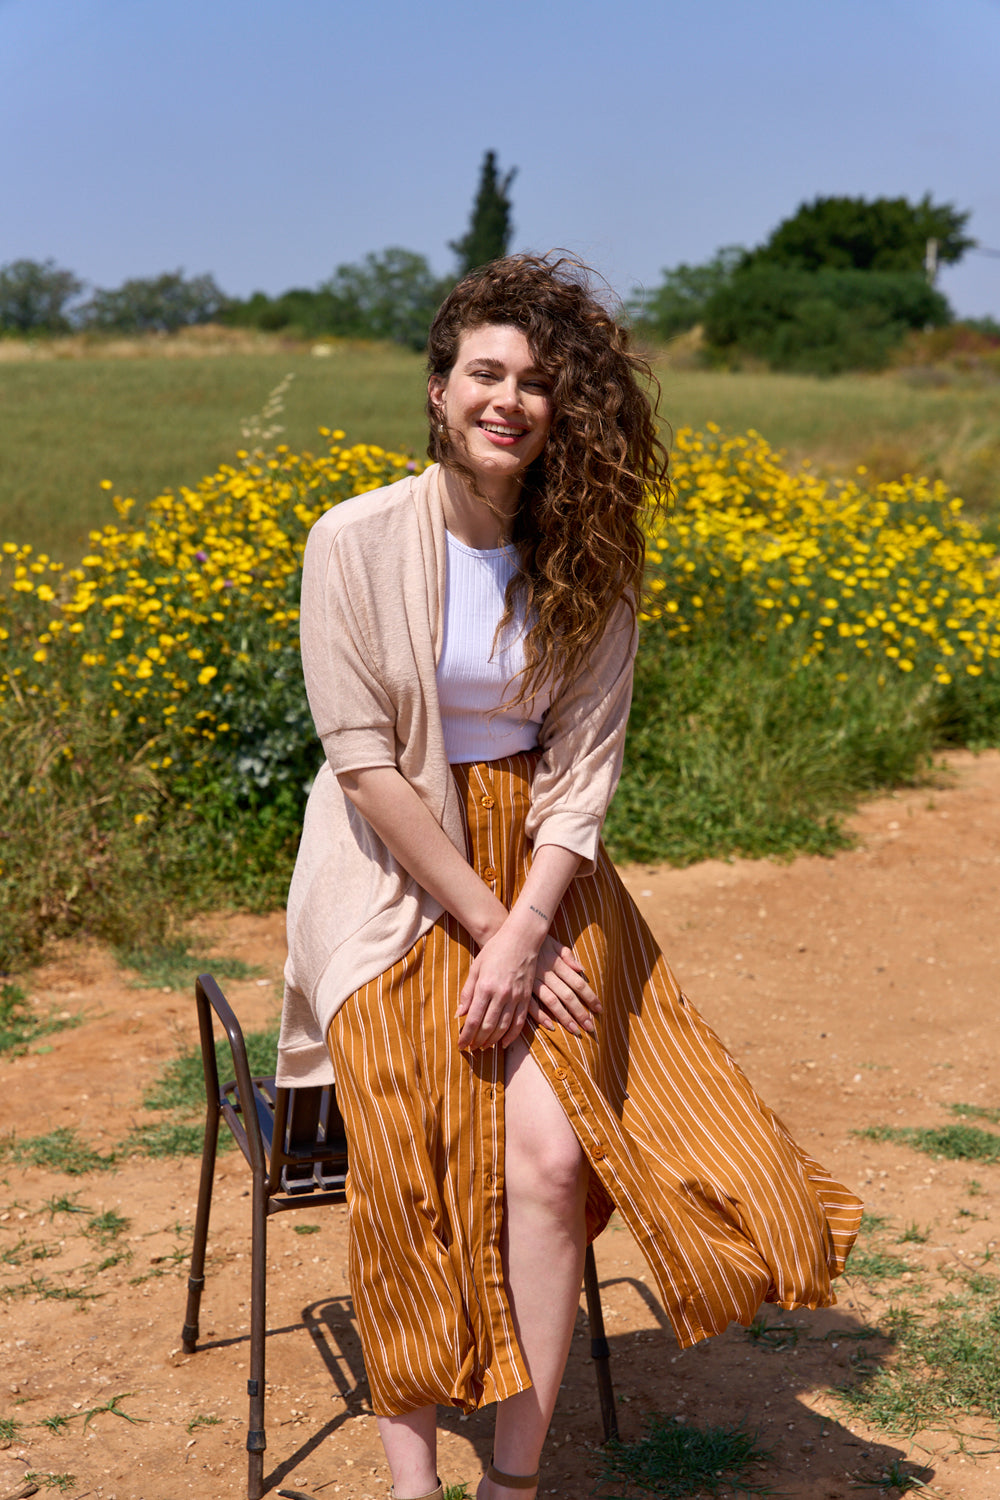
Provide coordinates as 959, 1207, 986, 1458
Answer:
526, 601, 637, 875
299, 517, 399, 776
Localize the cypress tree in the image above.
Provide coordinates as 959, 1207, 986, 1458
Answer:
450, 151, 517, 276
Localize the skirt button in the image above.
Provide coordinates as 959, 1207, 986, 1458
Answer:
481, 794, 496, 809
483, 866, 497, 882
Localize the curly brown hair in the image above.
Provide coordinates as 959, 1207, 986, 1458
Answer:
426, 253, 669, 707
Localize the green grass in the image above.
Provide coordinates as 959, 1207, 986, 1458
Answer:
186, 1413, 222, 1434
120, 1122, 207, 1158
25, 1476, 77, 1495
142, 1023, 280, 1114
855, 1124, 1000, 1164
0, 981, 83, 1057
113, 938, 264, 992
595, 1415, 773, 1497
836, 1211, 1000, 1443
653, 360, 1000, 516
841, 1276, 1000, 1434
0, 1127, 117, 1175
950, 1103, 1000, 1126
84, 1209, 130, 1243
0, 1025, 280, 1174
0, 341, 428, 558
605, 630, 934, 866
845, 1247, 915, 1283
4, 343, 1000, 561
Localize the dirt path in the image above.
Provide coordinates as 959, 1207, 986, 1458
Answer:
2, 752, 999, 1500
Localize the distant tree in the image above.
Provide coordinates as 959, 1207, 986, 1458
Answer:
321, 248, 445, 349
82, 271, 227, 333
745, 194, 974, 276
630, 246, 744, 340
0, 258, 84, 333
703, 264, 951, 375
449, 151, 517, 276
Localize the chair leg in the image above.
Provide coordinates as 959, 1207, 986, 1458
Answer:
247, 1168, 268, 1500
181, 1105, 220, 1351
583, 1243, 618, 1442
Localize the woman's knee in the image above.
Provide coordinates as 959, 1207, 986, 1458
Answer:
504, 1045, 587, 1210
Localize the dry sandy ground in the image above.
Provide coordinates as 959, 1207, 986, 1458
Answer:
2, 751, 999, 1500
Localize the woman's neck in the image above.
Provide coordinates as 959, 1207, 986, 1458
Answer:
437, 465, 519, 551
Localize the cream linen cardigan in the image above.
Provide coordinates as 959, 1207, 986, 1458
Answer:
276, 464, 637, 1086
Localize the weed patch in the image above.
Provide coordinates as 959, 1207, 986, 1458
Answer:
856, 1123, 1000, 1163
142, 1023, 279, 1114
841, 1274, 1000, 1433
837, 1210, 1000, 1442
0, 981, 81, 1057
950, 1102, 1000, 1126
114, 938, 263, 992
185, 1413, 221, 1434
120, 1122, 207, 1159
596, 1415, 773, 1497
0, 1128, 116, 1175
25, 1474, 77, 1494
85, 1208, 130, 1243
845, 1247, 915, 1283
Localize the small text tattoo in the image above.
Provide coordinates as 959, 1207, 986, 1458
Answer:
529, 904, 550, 922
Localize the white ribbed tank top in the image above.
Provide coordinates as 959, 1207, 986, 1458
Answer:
436, 532, 551, 764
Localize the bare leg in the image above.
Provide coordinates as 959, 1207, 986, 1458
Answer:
376, 1404, 438, 1498
479, 1038, 589, 1499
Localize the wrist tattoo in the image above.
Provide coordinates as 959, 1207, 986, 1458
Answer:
529, 903, 550, 922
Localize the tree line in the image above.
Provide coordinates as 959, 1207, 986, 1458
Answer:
0, 152, 515, 351
2, 182, 992, 373
630, 194, 994, 374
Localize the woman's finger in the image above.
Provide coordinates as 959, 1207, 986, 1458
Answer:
545, 955, 600, 1011
526, 997, 556, 1032
533, 980, 597, 1036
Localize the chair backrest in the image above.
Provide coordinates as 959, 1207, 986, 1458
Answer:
195, 973, 348, 1211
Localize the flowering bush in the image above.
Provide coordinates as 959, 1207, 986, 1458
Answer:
643, 425, 1000, 691
1, 421, 998, 963
1, 433, 420, 812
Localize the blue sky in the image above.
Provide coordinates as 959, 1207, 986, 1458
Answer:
2, 0, 998, 317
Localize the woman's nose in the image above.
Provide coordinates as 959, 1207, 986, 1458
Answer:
494, 378, 523, 409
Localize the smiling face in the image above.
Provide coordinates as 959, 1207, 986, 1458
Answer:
428, 324, 553, 507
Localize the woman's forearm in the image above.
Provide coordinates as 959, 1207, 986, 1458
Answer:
502, 843, 584, 948
336, 765, 507, 945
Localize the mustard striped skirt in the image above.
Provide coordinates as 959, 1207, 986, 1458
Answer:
327, 753, 862, 1417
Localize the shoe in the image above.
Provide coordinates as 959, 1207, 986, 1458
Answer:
392, 1485, 443, 1500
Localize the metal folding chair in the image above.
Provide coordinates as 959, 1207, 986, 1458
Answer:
180, 972, 617, 1500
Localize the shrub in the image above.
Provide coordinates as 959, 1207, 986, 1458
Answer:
703, 265, 951, 374
2, 423, 998, 968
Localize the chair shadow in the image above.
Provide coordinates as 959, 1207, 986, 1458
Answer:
244, 1280, 934, 1499
552, 1275, 936, 1498
248, 1295, 368, 1495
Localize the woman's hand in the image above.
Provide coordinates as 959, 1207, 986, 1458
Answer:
456, 923, 537, 1051
528, 934, 601, 1040
457, 928, 600, 1051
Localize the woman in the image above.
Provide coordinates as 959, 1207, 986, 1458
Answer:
278, 254, 862, 1500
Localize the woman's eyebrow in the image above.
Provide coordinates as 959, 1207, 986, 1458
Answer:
463, 356, 548, 376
